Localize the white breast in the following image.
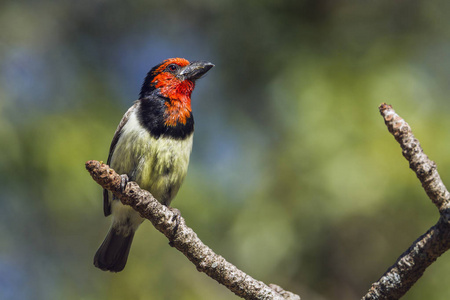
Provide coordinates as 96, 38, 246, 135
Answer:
110, 109, 193, 205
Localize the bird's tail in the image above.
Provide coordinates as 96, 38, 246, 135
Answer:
94, 227, 135, 272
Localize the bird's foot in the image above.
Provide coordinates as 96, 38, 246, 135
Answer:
120, 174, 129, 192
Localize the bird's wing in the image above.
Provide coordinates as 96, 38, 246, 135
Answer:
103, 101, 139, 216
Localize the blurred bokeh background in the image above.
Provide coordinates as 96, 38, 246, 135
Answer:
2, 0, 450, 299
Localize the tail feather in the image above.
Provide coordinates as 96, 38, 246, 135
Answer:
94, 227, 134, 272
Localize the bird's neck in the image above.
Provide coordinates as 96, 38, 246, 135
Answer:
164, 97, 192, 127
157, 80, 194, 127
138, 94, 194, 140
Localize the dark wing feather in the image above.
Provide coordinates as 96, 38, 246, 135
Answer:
103, 101, 139, 216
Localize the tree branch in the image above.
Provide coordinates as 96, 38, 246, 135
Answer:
86, 160, 300, 300
378, 103, 450, 215
88, 103, 450, 299
361, 104, 450, 300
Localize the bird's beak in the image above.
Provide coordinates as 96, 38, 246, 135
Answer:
179, 61, 214, 81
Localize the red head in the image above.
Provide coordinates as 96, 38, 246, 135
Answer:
140, 58, 214, 126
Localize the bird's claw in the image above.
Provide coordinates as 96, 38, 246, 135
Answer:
120, 174, 129, 192
170, 207, 181, 229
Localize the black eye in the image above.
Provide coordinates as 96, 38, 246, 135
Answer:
167, 64, 178, 72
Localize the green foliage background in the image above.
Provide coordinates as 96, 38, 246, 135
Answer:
2, 1, 450, 299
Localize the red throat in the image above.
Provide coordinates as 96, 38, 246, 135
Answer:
152, 72, 195, 127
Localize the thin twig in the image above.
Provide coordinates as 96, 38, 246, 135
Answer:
378, 103, 450, 217
86, 160, 300, 300
361, 104, 450, 300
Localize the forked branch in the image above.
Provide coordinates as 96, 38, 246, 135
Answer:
362, 104, 450, 300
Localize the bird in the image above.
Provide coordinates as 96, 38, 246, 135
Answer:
94, 58, 214, 272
